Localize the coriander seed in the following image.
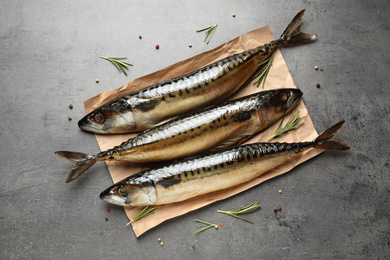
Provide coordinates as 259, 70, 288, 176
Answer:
315, 66, 318, 70
160, 242, 164, 246
96, 79, 99, 83
68, 116, 72, 121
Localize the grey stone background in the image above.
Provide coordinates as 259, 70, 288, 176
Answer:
1, 0, 389, 259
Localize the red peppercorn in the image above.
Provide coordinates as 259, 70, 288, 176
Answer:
107, 208, 111, 212
155, 44, 159, 49
139, 35, 142, 39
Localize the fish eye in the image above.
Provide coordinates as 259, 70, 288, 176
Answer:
280, 93, 288, 102
94, 113, 105, 123
118, 187, 128, 197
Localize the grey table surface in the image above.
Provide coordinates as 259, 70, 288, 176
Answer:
1, 0, 389, 259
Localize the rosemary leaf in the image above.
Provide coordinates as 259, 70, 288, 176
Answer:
217, 201, 261, 224
252, 53, 275, 88
194, 224, 214, 234
269, 110, 306, 141
194, 219, 217, 233
126, 206, 155, 226
226, 213, 254, 224
194, 219, 214, 225
197, 24, 218, 44
100, 56, 133, 76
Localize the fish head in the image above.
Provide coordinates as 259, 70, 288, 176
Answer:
100, 180, 156, 207
257, 88, 303, 122
78, 100, 136, 134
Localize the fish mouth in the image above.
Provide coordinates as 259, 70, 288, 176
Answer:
100, 190, 128, 206
286, 89, 303, 112
78, 116, 105, 133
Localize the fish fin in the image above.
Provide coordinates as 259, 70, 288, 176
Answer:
280, 9, 318, 46
55, 151, 89, 163
157, 178, 182, 188
313, 121, 350, 151
65, 160, 97, 183
55, 151, 97, 183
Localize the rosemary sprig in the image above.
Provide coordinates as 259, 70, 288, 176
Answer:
126, 206, 155, 225
197, 24, 218, 44
252, 53, 275, 88
217, 201, 261, 224
194, 219, 218, 233
100, 56, 133, 76
269, 110, 306, 141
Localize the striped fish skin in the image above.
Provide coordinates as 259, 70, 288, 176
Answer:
95, 89, 302, 162
56, 89, 302, 183
100, 121, 349, 207
78, 10, 317, 134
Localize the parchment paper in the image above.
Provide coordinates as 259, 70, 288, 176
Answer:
83, 25, 322, 237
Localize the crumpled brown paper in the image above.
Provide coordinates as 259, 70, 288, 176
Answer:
83, 25, 322, 237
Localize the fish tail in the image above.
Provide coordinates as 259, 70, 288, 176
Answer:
55, 151, 97, 183
280, 9, 318, 46
313, 121, 350, 151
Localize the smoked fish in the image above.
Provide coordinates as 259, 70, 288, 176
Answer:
78, 10, 316, 134
57, 89, 302, 183
100, 121, 349, 207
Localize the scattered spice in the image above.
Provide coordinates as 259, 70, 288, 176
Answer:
68, 116, 72, 121
188, 43, 192, 48
274, 209, 278, 214
158, 238, 161, 242
320, 68, 323, 71
277, 206, 282, 211
107, 208, 111, 212
232, 13, 236, 17
69, 104, 73, 109
214, 224, 219, 229
139, 35, 142, 39
315, 66, 318, 70
217, 201, 261, 224
160, 242, 164, 246
316, 83, 321, 88
220, 222, 224, 227
105, 218, 108, 222
155, 44, 160, 49
278, 189, 282, 194
96, 79, 99, 83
